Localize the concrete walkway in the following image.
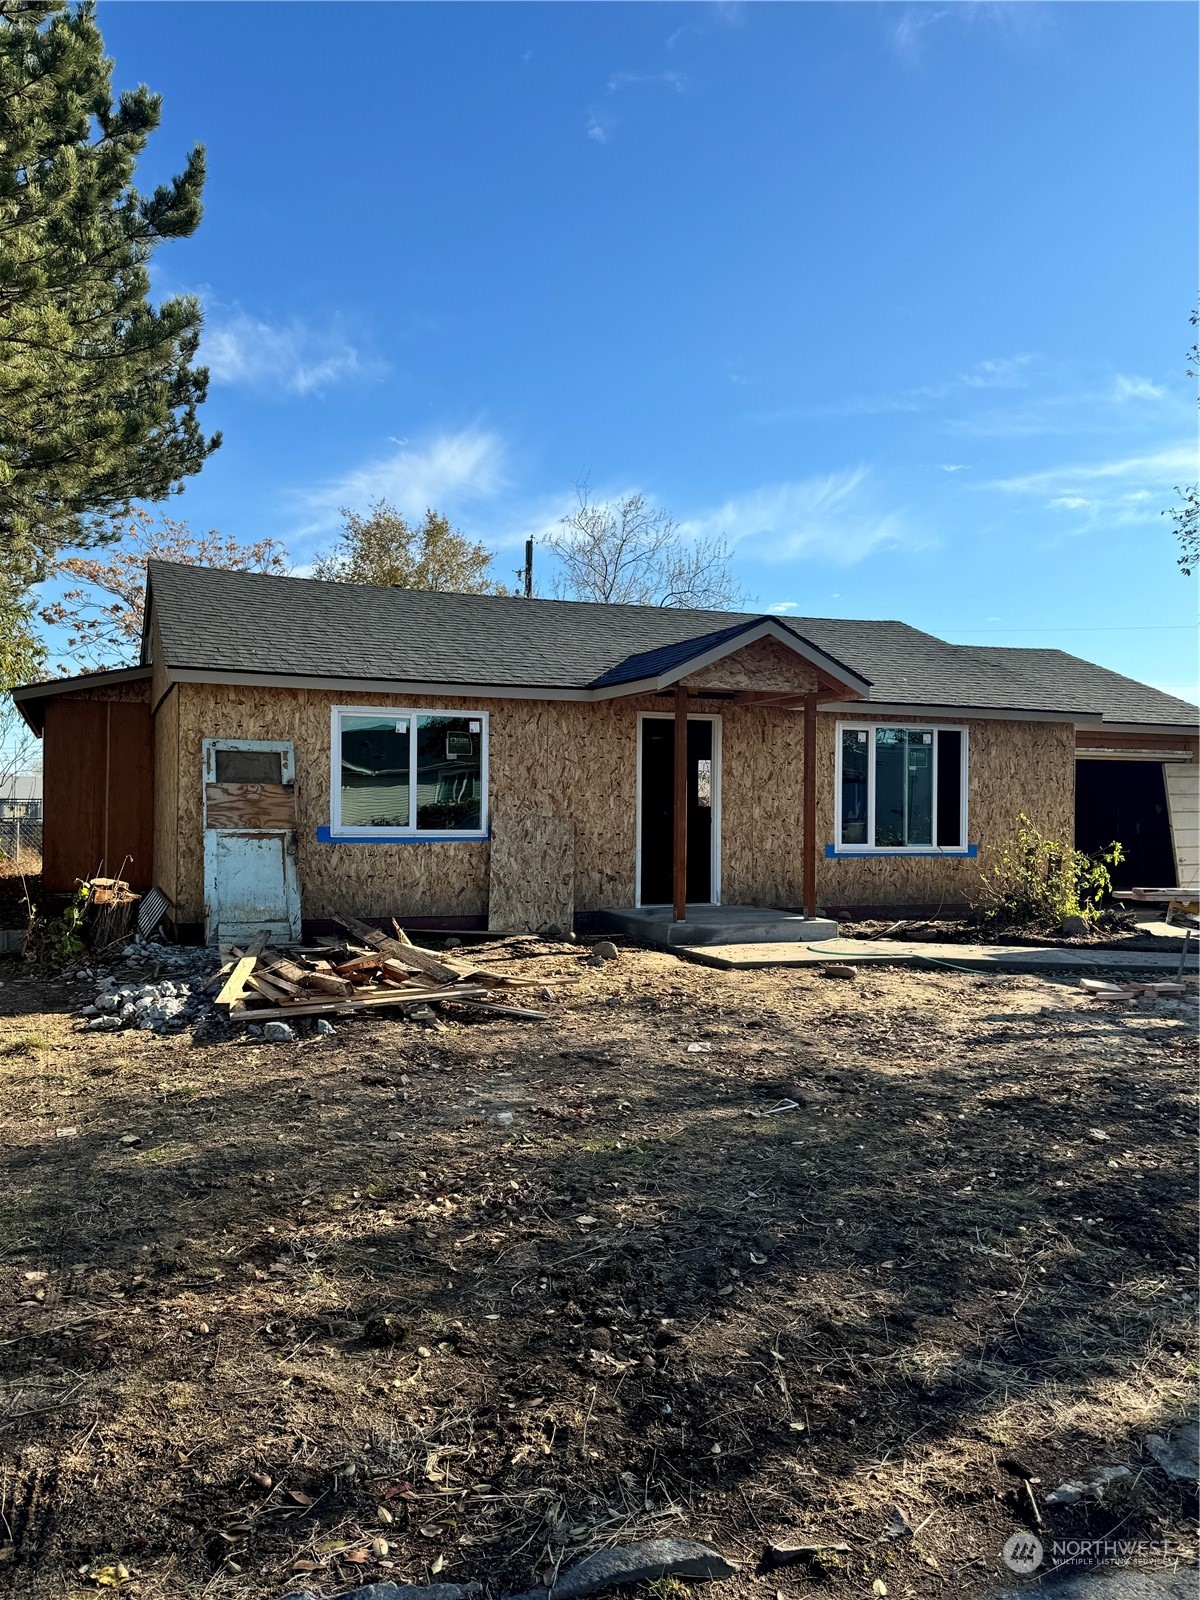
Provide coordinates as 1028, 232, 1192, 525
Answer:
993, 1568, 1195, 1598
676, 936, 1198, 975
600, 903, 837, 946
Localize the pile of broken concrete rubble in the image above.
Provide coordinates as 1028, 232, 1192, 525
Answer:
77, 938, 218, 1036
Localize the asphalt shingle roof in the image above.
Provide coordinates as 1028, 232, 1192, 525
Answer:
145, 562, 1199, 729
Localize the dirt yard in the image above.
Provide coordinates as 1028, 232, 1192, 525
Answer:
0, 941, 1195, 1600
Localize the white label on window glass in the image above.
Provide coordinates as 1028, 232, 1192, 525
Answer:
468, 720, 481, 733
922, 732, 932, 744
395, 719, 408, 733
857, 731, 867, 742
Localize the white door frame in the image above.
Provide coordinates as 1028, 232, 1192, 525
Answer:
634, 711, 722, 909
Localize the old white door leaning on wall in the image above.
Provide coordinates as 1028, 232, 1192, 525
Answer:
202, 738, 302, 945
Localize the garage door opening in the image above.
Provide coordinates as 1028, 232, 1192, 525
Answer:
1075, 759, 1176, 889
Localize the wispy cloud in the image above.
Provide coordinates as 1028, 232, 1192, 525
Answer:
667, 0, 744, 50
291, 429, 507, 539
890, 3, 1044, 64
679, 466, 922, 564
204, 311, 378, 396
607, 68, 689, 94
1111, 374, 1166, 403
988, 446, 1194, 529
586, 112, 612, 145
751, 355, 1035, 425
892, 6, 955, 63
945, 366, 1180, 440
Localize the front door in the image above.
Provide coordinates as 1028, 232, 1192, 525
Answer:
203, 739, 301, 945
639, 716, 718, 905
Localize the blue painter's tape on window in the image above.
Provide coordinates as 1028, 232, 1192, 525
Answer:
316, 825, 489, 845
824, 843, 979, 859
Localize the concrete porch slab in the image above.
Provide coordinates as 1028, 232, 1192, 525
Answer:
598, 904, 839, 947
673, 935, 1200, 974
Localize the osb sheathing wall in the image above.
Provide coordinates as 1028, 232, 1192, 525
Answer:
815, 714, 1076, 907
152, 687, 179, 904
164, 681, 1075, 923
682, 637, 818, 696
166, 681, 814, 923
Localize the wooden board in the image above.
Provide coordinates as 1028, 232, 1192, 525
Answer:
487, 812, 574, 933
1165, 764, 1200, 891
337, 914, 464, 985
230, 982, 492, 1021
204, 782, 297, 830
214, 930, 271, 1007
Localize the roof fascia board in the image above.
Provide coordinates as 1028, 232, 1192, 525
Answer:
647, 617, 871, 696
159, 672, 1137, 727
10, 664, 153, 734
816, 699, 1106, 726
11, 664, 153, 702
169, 663, 844, 705
140, 572, 155, 665
168, 666, 602, 701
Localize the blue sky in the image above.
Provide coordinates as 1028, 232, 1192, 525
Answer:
86, 0, 1197, 697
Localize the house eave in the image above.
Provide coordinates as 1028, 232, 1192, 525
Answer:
10, 664, 154, 734
815, 699, 1107, 727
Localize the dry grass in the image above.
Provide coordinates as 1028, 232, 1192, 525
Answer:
0, 944, 1195, 1600
0, 848, 41, 880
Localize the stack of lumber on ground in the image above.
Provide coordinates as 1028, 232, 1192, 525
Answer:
213, 917, 548, 1023
1080, 977, 1187, 1002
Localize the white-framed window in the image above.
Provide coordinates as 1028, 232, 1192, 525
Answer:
330, 706, 488, 839
835, 722, 968, 853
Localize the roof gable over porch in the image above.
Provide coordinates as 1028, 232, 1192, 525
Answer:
587, 616, 869, 700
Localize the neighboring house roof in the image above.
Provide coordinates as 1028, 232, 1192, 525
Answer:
141, 561, 1197, 729
0, 772, 42, 802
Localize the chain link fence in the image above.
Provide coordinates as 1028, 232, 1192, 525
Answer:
0, 815, 42, 861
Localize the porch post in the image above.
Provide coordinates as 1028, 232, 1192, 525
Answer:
802, 691, 817, 918
673, 683, 688, 922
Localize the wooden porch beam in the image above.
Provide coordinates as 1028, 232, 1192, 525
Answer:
802, 691, 817, 919
731, 687, 855, 709
673, 682, 688, 922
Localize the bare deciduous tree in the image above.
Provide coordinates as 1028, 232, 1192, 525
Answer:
543, 486, 745, 609
40, 508, 289, 671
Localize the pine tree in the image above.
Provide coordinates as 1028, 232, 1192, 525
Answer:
0, 1, 219, 579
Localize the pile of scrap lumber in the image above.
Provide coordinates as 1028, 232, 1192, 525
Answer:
1080, 976, 1187, 1002
214, 915, 548, 1025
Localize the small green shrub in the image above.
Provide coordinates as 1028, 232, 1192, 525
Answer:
978, 814, 1123, 931
26, 883, 90, 971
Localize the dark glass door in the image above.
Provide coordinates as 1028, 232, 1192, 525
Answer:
639, 718, 714, 904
